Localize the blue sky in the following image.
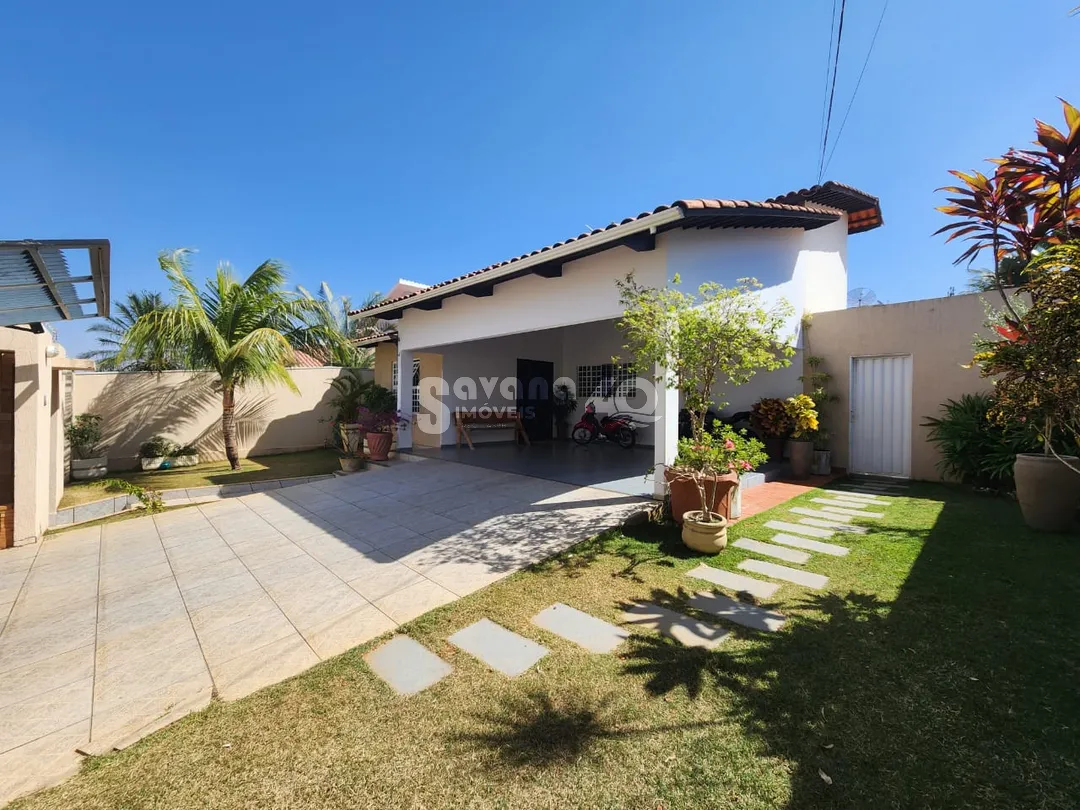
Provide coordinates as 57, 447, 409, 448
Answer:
3, 0, 1077, 355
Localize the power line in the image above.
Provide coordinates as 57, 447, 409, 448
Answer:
817, 0, 839, 174
817, 0, 848, 182
823, 0, 890, 176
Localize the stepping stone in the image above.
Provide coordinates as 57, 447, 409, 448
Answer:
800, 518, 869, 534
820, 505, 884, 518
765, 520, 835, 539
811, 497, 888, 509
845, 486, 903, 495
364, 635, 452, 695
448, 618, 548, 677
685, 564, 780, 599
770, 533, 849, 556
732, 537, 810, 564
622, 603, 729, 649
531, 603, 629, 653
687, 591, 786, 632
827, 490, 889, 500
738, 559, 828, 589
790, 507, 853, 522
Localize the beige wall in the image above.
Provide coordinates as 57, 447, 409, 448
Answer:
1, 327, 67, 546
72, 367, 373, 470
806, 292, 997, 481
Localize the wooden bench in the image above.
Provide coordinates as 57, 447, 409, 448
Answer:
455, 408, 531, 449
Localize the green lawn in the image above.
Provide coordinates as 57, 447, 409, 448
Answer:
59, 449, 339, 508
15, 482, 1080, 809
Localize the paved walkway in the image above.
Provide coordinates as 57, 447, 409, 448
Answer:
0, 459, 647, 804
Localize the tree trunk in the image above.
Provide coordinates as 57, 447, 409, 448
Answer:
222, 384, 240, 470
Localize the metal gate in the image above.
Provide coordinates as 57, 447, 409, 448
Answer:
849, 354, 912, 478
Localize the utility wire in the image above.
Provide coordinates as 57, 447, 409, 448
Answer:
817, 0, 848, 182
817, 0, 839, 174
823, 0, 890, 176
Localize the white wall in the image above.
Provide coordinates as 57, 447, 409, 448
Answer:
397, 242, 667, 351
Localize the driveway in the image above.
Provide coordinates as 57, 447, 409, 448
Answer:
0, 458, 647, 804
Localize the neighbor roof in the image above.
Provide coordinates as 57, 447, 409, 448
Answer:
0, 240, 110, 329
350, 181, 881, 319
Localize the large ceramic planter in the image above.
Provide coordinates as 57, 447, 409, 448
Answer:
812, 450, 832, 476
681, 510, 728, 553
173, 454, 199, 468
1014, 453, 1080, 532
665, 468, 739, 525
338, 423, 364, 457
367, 432, 393, 461
71, 456, 108, 480
789, 440, 814, 480
338, 456, 366, 473
141, 454, 200, 471
763, 436, 786, 462
140, 457, 167, 471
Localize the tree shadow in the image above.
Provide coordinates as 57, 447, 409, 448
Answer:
615, 489, 1080, 807
533, 519, 691, 582
451, 688, 727, 769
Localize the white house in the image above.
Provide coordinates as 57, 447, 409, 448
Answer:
351, 182, 882, 498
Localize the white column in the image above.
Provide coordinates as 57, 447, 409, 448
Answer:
396, 348, 414, 451
653, 364, 678, 500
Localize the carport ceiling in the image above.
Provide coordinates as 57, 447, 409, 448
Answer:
0, 239, 110, 329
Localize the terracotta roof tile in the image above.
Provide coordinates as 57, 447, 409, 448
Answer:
349, 182, 881, 315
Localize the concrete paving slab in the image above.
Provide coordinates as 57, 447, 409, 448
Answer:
449, 618, 549, 676
373, 578, 457, 624
811, 497, 888, 509
364, 635, 452, 695
422, 558, 508, 597
212, 633, 320, 701
0, 719, 89, 807
301, 603, 396, 659
768, 533, 849, 556
346, 561, 426, 603
0, 676, 92, 754
790, 507, 854, 522
799, 517, 869, 534
687, 591, 786, 632
825, 489, 889, 500
531, 603, 629, 653
731, 538, 810, 564
738, 559, 828, 589
684, 564, 780, 599
819, 505, 884, 518
622, 603, 729, 649
764, 520, 835, 539
0, 645, 94, 711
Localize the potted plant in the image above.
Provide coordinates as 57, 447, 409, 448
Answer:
669, 427, 768, 552
973, 244, 1080, 530
66, 413, 108, 479
327, 368, 372, 470
801, 355, 838, 475
784, 394, 819, 480
360, 384, 405, 461
750, 397, 792, 461
172, 443, 200, 468
138, 435, 177, 471
616, 273, 794, 527
553, 384, 578, 440
337, 420, 367, 472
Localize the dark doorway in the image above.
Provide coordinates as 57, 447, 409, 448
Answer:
516, 358, 554, 443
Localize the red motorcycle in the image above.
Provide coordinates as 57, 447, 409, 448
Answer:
572, 402, 637, 448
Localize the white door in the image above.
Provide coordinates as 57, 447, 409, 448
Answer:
849, 355, 912, 478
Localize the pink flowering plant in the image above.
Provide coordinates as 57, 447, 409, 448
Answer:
355, 405, 408, 434
673, 426, 768, 517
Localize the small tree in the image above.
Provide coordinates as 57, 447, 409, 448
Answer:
616, 274, 793, 515
616, 274, 794, 442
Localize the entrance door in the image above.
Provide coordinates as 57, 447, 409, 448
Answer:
1, 352, 14, 549
516, 358, 554, 442
849, 354, 912, 478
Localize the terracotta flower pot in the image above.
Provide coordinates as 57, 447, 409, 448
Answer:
367, 432, 393, 461
681, 510, 728, 553
665, 468, 739, 525
1014, 453, 1080, 532
789, 440, 814, 480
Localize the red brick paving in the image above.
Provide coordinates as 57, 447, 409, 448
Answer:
734, 471, 845, 523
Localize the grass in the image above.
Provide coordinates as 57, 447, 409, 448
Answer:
12, 482, 1080, 809
59, 449, 339, 508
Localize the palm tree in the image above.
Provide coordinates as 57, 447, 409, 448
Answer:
966, 254, 1030, 292
296, 283, 388, 368
122, 249, 351, 469
81, 291, 184, 370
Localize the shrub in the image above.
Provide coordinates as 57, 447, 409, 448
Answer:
750, 397, 792, 438
173, 443, 198, 456
922, 393, 1043, 490
363, 383, 397, 415
672, 425, 768, 512
139, 435, 177, 459
66, 414, 103, 459
784, 395, 819, 439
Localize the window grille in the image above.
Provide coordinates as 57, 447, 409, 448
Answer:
576, 363, 635, 400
